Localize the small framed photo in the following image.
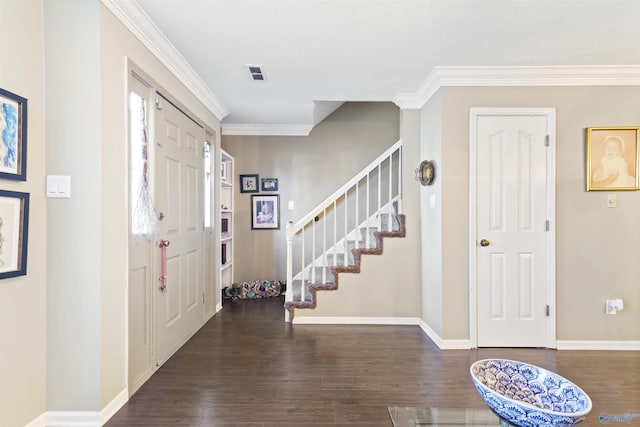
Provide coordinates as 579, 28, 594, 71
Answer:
251, 194, 279, 230
240, 174, 259, 193
586, 127, 640, 191
0, 88, 27, 181
261, 178, 278, 191
0, 190, 29, 279
221, 161, 228, 182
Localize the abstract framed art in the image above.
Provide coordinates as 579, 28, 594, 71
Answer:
0, 190, 29, 279
0, 88, 27, 181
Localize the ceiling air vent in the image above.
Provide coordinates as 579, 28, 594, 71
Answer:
247, 65, 265, 81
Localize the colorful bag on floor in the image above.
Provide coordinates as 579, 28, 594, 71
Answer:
224, 280, 283, 300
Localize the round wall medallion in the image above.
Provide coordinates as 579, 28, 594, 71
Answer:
415, 160, 435, 186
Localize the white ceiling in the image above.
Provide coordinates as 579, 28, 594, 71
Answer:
124, 0, 640, 134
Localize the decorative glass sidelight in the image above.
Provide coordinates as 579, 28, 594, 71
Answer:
130, 92, 158, 239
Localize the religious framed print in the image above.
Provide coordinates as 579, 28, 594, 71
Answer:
586, 127, 640, 191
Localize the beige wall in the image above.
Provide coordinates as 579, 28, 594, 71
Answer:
419, 93, 444, 336
424, 85, 640, 341
45, 0, 102, 411
222, 102, 401, 284
300, 237, 421, 319
0, 2, 47, 426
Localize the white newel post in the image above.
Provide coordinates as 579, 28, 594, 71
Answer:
285, 221, 294, 322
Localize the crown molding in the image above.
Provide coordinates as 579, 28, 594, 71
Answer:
101, 0, 229, 120
394, 65, 640, 110
221, 123, 314, 136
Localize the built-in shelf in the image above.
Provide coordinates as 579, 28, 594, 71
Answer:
220, 149, 234, 292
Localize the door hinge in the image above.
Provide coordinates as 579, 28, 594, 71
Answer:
545, 135, 550, 147
202, 293, 205, 304
155, 96, 163, 110
545, 220, 550, 231
545, 304, 550, 317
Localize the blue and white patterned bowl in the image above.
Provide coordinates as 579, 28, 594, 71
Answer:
470, 359, 592, 427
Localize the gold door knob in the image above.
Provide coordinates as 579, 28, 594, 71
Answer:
480, 239, 490, 247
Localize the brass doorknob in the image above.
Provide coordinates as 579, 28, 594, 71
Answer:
480, 239, 490, 247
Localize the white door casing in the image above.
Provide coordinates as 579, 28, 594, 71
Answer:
128, 72, 155, 394
155, 94, 206, 365
469, 108, 556, 348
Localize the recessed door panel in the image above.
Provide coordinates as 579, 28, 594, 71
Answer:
155, 95, 205, 365
476, 113, 550, 347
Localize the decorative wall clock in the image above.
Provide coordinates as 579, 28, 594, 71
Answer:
415, 160, 435, 186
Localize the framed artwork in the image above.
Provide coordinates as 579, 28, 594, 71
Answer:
240, 174, 259, 193
251, 194, 280, 230
586, 127, 640, 191
261, 177, 278, 191
221, 161, 228, 181
0, 190, 29, 279
0, 88, 27, 181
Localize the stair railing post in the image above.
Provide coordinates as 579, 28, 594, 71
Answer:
398, 144, 403, 214
343, 191, 348, 266
366, 174, 370, 248
388, 153, 393, 231
285, 221, 294, 322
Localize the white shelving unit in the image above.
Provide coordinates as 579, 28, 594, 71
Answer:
220, 149, 234, 291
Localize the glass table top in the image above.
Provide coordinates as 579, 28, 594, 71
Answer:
388, 407, 512, 427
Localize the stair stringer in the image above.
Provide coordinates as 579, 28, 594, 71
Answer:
284, 214, 406, 320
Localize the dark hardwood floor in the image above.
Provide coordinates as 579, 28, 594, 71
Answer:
107, 296, 639, 426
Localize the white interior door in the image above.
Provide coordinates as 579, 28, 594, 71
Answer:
473, 109, 555, 348
155, 94, 206, 364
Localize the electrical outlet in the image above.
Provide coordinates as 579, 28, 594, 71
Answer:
605, 299, 624, 314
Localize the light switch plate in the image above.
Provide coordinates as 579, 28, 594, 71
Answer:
46, 175, 71, 198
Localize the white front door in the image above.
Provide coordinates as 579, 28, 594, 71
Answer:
155, 95, 206, 364
472, 109, 555, 348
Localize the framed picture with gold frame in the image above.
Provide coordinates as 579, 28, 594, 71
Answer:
586, 127, 640, 191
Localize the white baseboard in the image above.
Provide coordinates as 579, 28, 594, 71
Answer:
292, 316, 421, 325
25, 387, 128, 427
25, 412, 47, 427
44, 411, 101, 427
556, 340, 640, 351
216, 302, 223, 313
101, 387, 128, 425
419, 320, 472, 350
291, 316, 472, 350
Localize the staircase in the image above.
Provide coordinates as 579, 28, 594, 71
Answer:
284, 140, 405, 321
